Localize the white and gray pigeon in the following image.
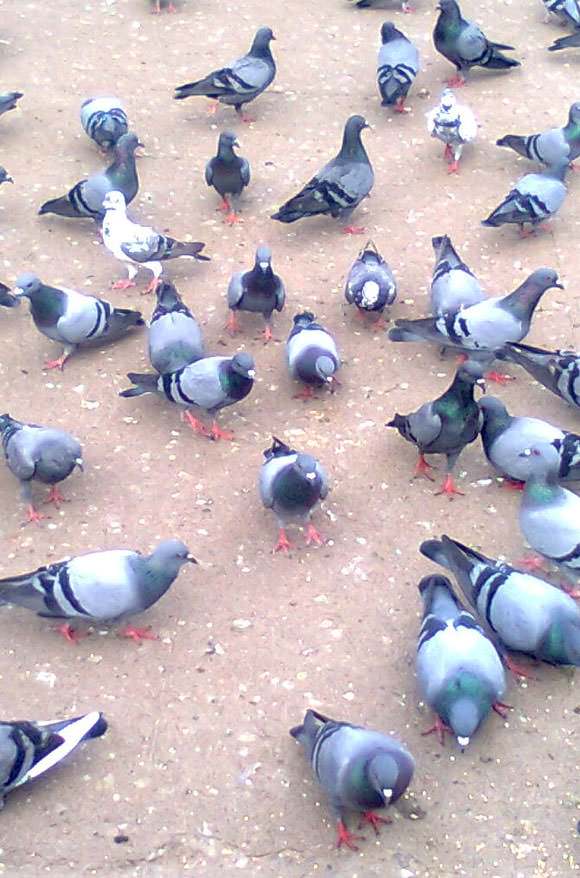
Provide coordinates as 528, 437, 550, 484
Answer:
416, 574, 507, 748
119, 353, 256, 441
344, 239, 397, 324
174, 27, 277, 122
226, 244, 285, 341
259, 437, 329, 553
271, 116, 374, 234
13, 272, 144, 371
497, 103, 580, 169
286, 311, 341, 399
548, 28, 580, 50
0, 539, 196, 643
479, 396, 580, 486
420, 535, 580, 667
426, 89, 477, 173
482, 163, 568, 235
205, 131, 250, 225
429, 234, 485, 316
80, 97, 129, 152
377, 22, 420, 113
0, 712, 107, 810
540, 0, 580, 26
0, 413, 83, 523
504, 341, 579, 410
0, 91, 23, 118
148, 279, 204, 374
290, 709, 415, 851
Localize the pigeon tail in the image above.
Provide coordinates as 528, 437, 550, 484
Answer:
38, 195, 81, 218
102, 308, 145, 342
496, 134, 529, 158
119, 372, 159, 398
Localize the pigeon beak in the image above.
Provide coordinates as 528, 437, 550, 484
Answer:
75, 458, 84, 472
247, 369, 256, 379
457, 736, 470, 749
5, 176, 13, 184
186, 554, 198, 564
259, 261, 270, 270
554, 282, 564, 289
382, 788, 393, 804
305, 472, 317, 481
233, 139, 240, 148
475, 378, 486, 393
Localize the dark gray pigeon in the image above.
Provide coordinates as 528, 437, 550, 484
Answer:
482, 163, 568, 235
344, 239, 396, 323
386, 362, 485, 497
548, 29, 580, 50
353, 0, 416, 11
259, 437, 328, 553
0, 712, 107, 810
504, 341, 580, 410
205, 131, 250, 224
0, 167, 13, 185
290, 709, 414, 850
14, 272, 144, 370
416, 574, 507, 748
497, 103, 580, 169
38, 132, 141, 221
119, 353, 255, 441
420, 535, 580, 667
377, 22, 420, 112
0, 281, 19, 308
0, 91, 22, 118
0, 414, 83, 523
148, 280, 204, 374
433, 0, 520, 86
174, 27, 276, 122
151, 0, 177, 10
0, 539, 195, 643
541, 0, 580, 26
227, 245, 285, 341
430, 234, 485, 316
271, 115, 374, 234
80, 97, 129, 151
286, 311, 341, 399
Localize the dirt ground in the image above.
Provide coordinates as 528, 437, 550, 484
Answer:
0, 0, 578, 874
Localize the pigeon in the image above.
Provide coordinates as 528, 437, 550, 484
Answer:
0, 712, 107, 810
205, 131, 250, 225
290, 709, 414, 851
101, 190, 209, 293
0, 281, 19, 308
271, 115, 374, 234
420, 535, 580, 667
433, 0, 520, 86
386, 362, 485, 497
80, 97, 129, 152
416, 574, 507, 747
0, 539, 195, 642
0, 91, 22, 118
344, 239, 396, 325
259, 437, 329, 553
286, 311, 341, 399
38, 132, 141, 221
226, 245, 285, 341
377, 22, 420, 113
0, 167, 13, 185
0, 414, 83, 523
482, 163, 568, 236
479, 396, 580, 487
541, 0, 580, 26
429, 234, 485, 316
504, 341, 580, 410
151, 0, 177, 10
148, 279, 204, 374
353, 0, 416, 12
174, 27, 276, 122
426, 89, 477, 173
13, 272, 144, 371
119, 353, 255, 441
548, 29, 580, 50
496, 103, 580, 169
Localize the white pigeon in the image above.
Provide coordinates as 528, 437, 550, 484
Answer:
101, 191, 209, 293
427, 89, 477, 174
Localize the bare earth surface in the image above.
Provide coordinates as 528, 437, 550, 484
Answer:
0, 0, 578, 875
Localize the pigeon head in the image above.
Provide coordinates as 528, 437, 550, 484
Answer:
115, 132, 143, 156
431, 234, 450, 255
525, 268, 563, 293
448, 697, 481, 749
149, 539, 197, 573
231, 352, 256, 379
251, 26, 276, 54
457, 360, 486, 391
102, 190, 127, 212
293, 311, 315, 327
380, 21, 401, 43
254, 244, 272, 272
478, 396, 508, 420
14, 272, 42, 298
294, 453, 319, 482
367, 750, 413, 805
345, 115, 371, 136
437, 0, 460, 13
440, 89, 457, 112
155, 279, 180, 307
315, 355, 336, 383
568, 102, 580, 126
219, 130, 239, 151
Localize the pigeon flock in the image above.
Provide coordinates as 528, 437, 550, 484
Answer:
0, 0, 578, 869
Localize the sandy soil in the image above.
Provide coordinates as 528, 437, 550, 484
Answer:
0, 0, 578, 875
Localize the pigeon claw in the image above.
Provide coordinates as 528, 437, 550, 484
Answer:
393, 97, 406, 113
273, 529, 292, 554
445, 74, 466, 87
143, 277, 160, 295
25, 504, 45, 524
263, 325, 274, 343
504, 655, 537, 680
118, 625, 159, 643
43, 355, 68, 371
492, 700, 513, 719
485, 370, 515, 385
182, 411, 212, 437
45, 485, 66, 507
401, 2, 415, 11
293, 385, 316, 400
56, 623, 83, 644
336, 819, 365, 851
225, 311, 241, 336
209, 421, 234, 441
500, 478, 525, 491
559, 581, 580, 599
447, 160, 460, 174
515, 554, 549, 574
305, 523, 324, 547
435, 474, 464, 498
224, 211, 243, 226
112, 279, 137, 290
422, 714, 453, 746
413, 453, 436, 482
342, 225, 367, 235
206, 101, 219, 117
359, 811, 392, 835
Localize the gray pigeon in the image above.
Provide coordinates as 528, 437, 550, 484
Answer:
148, 279, 204, 374
0, 712, 107, 810
0, 167, 13, 185
504, 341, 580, 410
377, 22, 420, 113
259, 437, 329, 553
386, 362, 485, 497
479, 396, 580, 486
290, 709, 415, 850
80, 97, 129, 151
0, 91, 23, 118
433, 0, 520, 86
0, 281, 18, 308
226, 245, 285, 341
286, 311, 341, 399
0, 414, 83, 523
541, 0, 580, 26
151, 0, 177, 10
344, 239, 397, 323
420, 535, 580, 667
482, 163, 568, 235
416, 574, 507, 748
174, 27, 277, 122
14, 272, 144, 371
0, 539, 196, 642
38, 132, 141, 221
353, 0, 416, 11
430, 234, 485, 316
548, 29, 580, 50
119, 353, 256, 441
271, 116, 374, 233
496, 103, 580, 169
205, 131, 250, 224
